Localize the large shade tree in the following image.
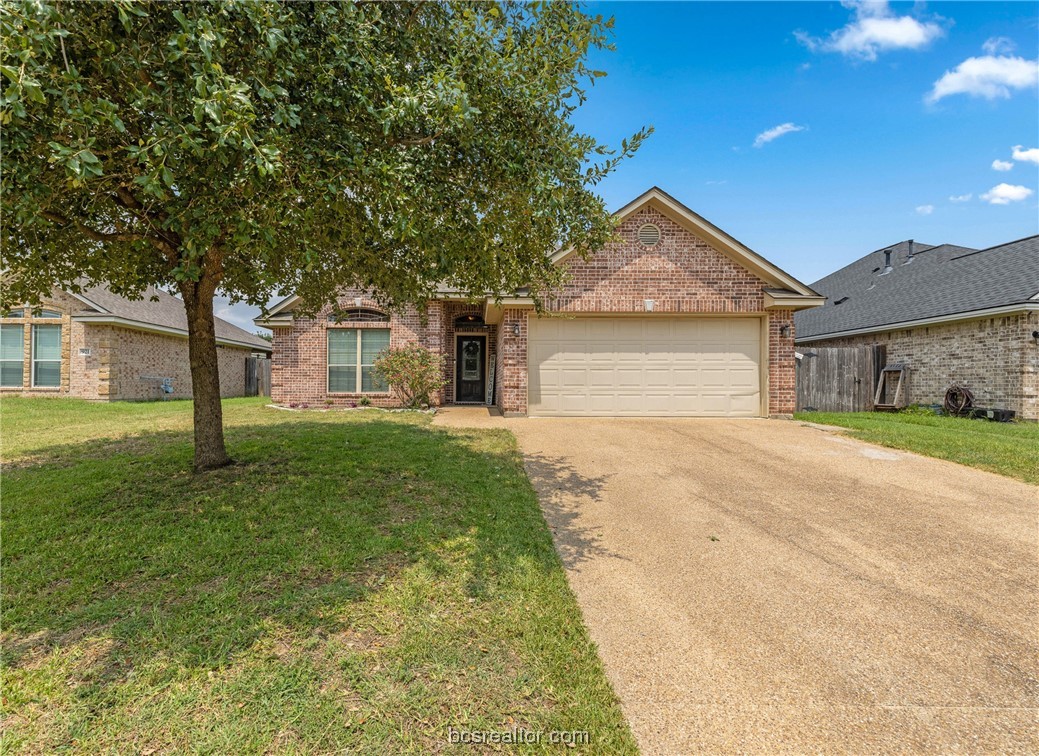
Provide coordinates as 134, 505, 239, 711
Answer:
1, 1, 648, 470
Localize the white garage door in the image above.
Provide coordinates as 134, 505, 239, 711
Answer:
528, 317, 762, 417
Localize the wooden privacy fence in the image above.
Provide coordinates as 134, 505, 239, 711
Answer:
795, 345, 885, 413
246, 357, 271, 397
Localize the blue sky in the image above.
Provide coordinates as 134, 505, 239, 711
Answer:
220, 1, 1038, 331
576, 1, 1038, 283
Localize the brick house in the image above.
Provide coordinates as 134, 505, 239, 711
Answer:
258, 188, 822, 417
0, 283, 271, 400
795, 236, 1039, 420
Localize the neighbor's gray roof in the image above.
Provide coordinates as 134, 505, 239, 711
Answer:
795, 236, 1039, 340
72, 283, 272, 351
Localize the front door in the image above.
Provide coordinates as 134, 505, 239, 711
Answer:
455, 335, 486, 403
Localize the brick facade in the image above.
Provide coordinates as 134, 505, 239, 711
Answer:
271, 205, 802, 416
495, 309, 528, 415
1, 289, 257, 401
768, 310, 796, 416
272, 293, 429, 407
804, 311, 1038, 420
546, 207, 770, 315
526, 207, 796, 415
442, 302, 498, 405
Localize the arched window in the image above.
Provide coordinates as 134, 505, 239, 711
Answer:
454, 314, 485, 328
35, 309, 62, 319
328, 308, 390, 323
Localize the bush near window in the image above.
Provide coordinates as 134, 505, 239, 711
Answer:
374, 345, 446, 409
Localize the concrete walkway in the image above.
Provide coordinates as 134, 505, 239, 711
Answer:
433, 409, 1039, 753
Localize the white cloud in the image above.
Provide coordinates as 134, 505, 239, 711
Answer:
795, 1, 944, 62
980, 183, 1033, 205
915, 204, 934, 215
982, 37, 1016, 56
948, 193, 972, 202
1012, 145, 1039, 164
213, 294, 282, 334
926, 55, 1039, 103
992, 159, 1014, 171
753, 123, 806, 148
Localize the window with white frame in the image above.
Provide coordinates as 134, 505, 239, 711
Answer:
328, 328, 390, 393
1, 324, 24, 387
32, 324, 61, 387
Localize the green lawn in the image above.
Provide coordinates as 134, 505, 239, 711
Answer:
1, 397, 635, 753
795, 410, 1039, 485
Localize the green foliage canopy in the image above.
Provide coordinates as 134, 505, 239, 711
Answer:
1, 0, 649, 312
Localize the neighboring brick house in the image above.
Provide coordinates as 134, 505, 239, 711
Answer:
257, 187, 822, 417
795, 236, 1039, 420
0, 283, 271, 401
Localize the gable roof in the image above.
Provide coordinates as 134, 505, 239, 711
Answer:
70, 283, 272, 352
259, 187, 823, 325
795, 235, 1039, 341
552, 186, 821, 299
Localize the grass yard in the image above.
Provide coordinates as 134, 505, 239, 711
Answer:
795, 410, 1039, 485
1, 397, 636, 753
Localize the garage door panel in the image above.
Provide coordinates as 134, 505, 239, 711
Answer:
528, 317, 762, 417
613, 320, 645, 340
700, 370, 732, 389
587, 368, 617, 388
615, 393, 648, 412
644, 369, 674, 387
611, 344, 645, 362
729, 394, 761, 415
727, 367, 759, 387
560, 393, 590, 413
559, 368, 587, 387
615, 368, 645, 388
641, 394, 678, 413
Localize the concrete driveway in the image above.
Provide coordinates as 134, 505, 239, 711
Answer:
438, 411, 1039, 753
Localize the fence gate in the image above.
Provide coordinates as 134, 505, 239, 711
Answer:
246, 357, 272, 397
795, 345, 884, 413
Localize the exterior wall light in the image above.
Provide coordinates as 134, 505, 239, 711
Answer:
511, 322, 521, 336
779, 324, 791, 338
1033, 330, 1039, 345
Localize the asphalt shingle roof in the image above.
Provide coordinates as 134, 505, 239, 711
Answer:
795, 236, 1039, 340
74, 283, 271, 351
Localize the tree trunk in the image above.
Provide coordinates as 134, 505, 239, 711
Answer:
180, 278, 231, 472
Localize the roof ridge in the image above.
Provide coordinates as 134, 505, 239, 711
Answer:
808, 239, 935, 287
948, 233, 1039, 261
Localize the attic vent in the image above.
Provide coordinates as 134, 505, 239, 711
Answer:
638, 223, 661, 246
834, 297, 849, 306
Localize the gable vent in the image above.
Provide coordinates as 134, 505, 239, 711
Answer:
637, 223, 661, 246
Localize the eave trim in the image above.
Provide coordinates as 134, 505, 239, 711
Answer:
764, 291, 826, 311
72, 314, 272, 352
795, 302, 1038, 343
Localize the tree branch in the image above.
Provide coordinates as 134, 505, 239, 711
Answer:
388, 130, 442, 147
41, 210, 148, 244
41, 209, 180, 269
108, 186, 182, 263
406, 2, 426, 29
